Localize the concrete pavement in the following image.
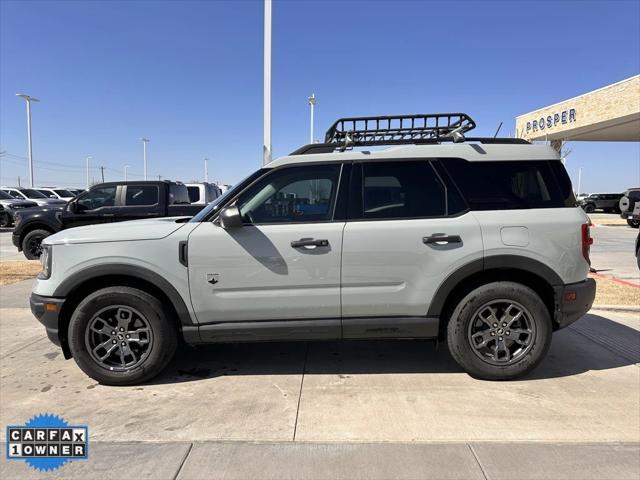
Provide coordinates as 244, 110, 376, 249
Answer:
1, 277, 639, 479
589, 216, 639, 286
0, 228, 22, 261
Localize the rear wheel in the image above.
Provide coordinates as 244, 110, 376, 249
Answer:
447, 282, 552, 380
21, 229, 51, 260
583, 203, 595, 213
68, 287, 177, 385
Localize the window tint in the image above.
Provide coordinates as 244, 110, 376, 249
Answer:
125, 185, 159, 206
359, 161, 446, 219
0, 190, 12, 200
76, 186, 116, 211
37, 189, 57, 198
238, 165, 340, 224
3, 190, 23, 199
187, 186, 200, 203
169, 183, 191, 205
20, 189, 47, 199
54, 189, 74, 197
444, 159, 575, 210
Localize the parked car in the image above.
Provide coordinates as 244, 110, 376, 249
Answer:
619, 188, 640, 228
12, 180, 205, 259
29, 113, 595, 385
185, 182, 221, 205
36, 188, 77, 201
578, 193, 623, 213
0, 190, 39, 227
1, 187, 69, 208
69, 189, 86, 196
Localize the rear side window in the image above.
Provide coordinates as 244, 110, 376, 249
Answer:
443, 159, 575, 210
187, 186, 200, 203
359, 161, 446, 219
125, 185, 159, 206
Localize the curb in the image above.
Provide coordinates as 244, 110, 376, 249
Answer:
590, 305, 640, 313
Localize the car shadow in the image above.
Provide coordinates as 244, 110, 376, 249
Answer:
146, 313, 639, 385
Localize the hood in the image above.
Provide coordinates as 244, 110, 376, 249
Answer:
44, 216, 191, 246
32, 198, 67, 206
0, 199, 38, 208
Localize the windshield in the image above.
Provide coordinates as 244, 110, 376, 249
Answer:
20, 189, 47, 199
54, 189, 74, 197
190, 170, 264, 222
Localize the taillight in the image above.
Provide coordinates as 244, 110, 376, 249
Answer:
581, 223, 593, 264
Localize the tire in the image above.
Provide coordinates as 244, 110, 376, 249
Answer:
68, 286, 178, 385
21, 229, 51, 260
627, 219, 640, 228
583, 203, 595, 213
447, 281, 552, 381
0, 212, 11, 228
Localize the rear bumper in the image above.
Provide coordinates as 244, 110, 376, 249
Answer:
553, 278, 596, 329
30, 293, 65, 347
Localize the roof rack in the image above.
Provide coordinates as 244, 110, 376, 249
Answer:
289, 113, 530, 155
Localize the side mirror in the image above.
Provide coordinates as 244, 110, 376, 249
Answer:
67, 201, 77, 213
219, 206, 243, 229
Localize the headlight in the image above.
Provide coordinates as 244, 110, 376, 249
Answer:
38, 245, 52, 280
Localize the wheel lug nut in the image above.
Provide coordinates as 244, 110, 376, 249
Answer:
120, 327, 124, 332
126, 334, 130, 338
112, 340, 117, 344
493, 323, 498, 328
121, 342, 126, 346
498, 336, 503, 341
506, 331, 510, 335
491, 332, 496, 336
111, 331, 116, 335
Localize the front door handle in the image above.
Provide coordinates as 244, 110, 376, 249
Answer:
291, 238, 329, 248
423, 234, 462, 245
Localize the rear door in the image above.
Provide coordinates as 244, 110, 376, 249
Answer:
340, 160, 483, 337
119, 184, 162, 220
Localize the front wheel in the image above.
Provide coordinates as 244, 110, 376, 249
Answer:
68, 287, 177, 385
583, 204, 595, 213
447, 282, 552, 380
0, 211, 11, 228
21, 229, 51, 260
627, 218, 640, 228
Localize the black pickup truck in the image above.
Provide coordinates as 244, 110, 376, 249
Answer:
12, 180, 204, 259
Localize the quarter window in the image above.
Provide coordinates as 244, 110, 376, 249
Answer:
360, 161, 446, 219
125, 185, 159, 206
237, 165, 341, 224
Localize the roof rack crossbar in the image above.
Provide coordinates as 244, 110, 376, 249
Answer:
324, 113, 476, 146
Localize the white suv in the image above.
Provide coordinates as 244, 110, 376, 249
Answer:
30, 114, 596, 385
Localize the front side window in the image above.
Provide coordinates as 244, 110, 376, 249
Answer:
237, 164, 341, 224
125, 185, 159, 206
360, 161, 446, 219
76, 186, 117, 211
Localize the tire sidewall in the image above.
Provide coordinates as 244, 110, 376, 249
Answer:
22, 229, 50, 260
68, 287, 176, 385
447, 282, 552, 380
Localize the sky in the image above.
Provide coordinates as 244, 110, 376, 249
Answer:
1, 0, 639, 191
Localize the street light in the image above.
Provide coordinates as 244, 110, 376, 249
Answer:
139, 138, 150, 180
85, 156, 93, 189
15, 93, 40, 187
204, 158, 209, 182
124, 165, 131, 181
308, 93, 316, 144
263, 0, 272, 165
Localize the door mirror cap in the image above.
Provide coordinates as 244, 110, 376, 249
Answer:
219, 206, 243, 229
67, 201, 77, 213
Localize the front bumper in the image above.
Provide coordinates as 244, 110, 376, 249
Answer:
553, 278, 596, 329
30, 293, 65, 347
12, 232, 21, 250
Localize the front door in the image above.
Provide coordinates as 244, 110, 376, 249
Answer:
187, 163, 345, 339
62, 185, 119, 228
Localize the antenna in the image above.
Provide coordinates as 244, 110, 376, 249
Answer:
493, 121, 503, 138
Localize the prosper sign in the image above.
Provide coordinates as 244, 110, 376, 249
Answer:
526, 108, 576, 134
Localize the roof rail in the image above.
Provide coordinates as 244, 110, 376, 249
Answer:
289, 113, 530, 155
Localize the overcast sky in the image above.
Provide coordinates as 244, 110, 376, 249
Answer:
1, 0, 639, 191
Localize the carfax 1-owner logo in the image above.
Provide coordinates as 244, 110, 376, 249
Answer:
6, 413, 88, 472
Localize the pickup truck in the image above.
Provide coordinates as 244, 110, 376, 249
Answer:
12, 180, 204, 259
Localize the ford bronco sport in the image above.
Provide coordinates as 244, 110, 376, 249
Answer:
30, 113, 596, 385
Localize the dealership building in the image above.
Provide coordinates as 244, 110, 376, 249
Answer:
515, 75, 639, 152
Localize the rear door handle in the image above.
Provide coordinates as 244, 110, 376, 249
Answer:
423, 235, 462, 245
291, 238, 329, 248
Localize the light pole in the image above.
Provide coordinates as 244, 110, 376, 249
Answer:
308, 93, 316, 144
263, 0, 272, 165
124, 165, 131, 181
204, 158, 209, 182
577, 167, 582, 196
139, 138, 149, 180
15, 93, 40, 187
85, 156, 93, 189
